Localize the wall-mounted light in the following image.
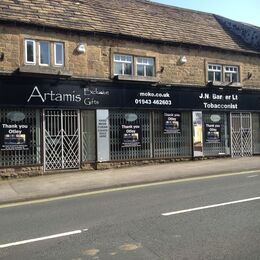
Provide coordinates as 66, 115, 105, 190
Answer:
76, 43, 86, 54
179, 56, 187, 64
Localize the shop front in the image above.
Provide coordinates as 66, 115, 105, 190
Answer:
0, 76, 259, 174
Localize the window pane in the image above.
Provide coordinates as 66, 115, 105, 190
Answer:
114, 54, 121, 61
232, 73, 238, 82
225, 73, 231, 82
215, 72, 221, 81
55, 43, 64, 65
26, 41, 35, 63
147, 58, 154, 65
124, 63, 132, 75
114, 63, 123, 75
146, 65, 154, 76
39, 41, 50, 65
137, 65, 145, 76
208, 71, 214, 81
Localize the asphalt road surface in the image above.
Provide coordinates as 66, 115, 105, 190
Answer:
0, 171, 259, 260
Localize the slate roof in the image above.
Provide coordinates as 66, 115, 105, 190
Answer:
0, 0, 259, 53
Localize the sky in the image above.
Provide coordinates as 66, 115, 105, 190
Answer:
152, 0, 260, 27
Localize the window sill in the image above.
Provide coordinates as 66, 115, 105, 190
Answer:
19, 65, 72, 77
114, 75, 159, 83
207, 81, 243, 88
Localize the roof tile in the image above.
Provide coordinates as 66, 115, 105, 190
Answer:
0, 0, 259, 53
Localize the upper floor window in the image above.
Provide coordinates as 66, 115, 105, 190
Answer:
54, 42, 64, 66
25, 39, 64, 67
25, 40, 36, 64
224, 66, 239, 83
136, 57, 154, 77
39, 41, 50, 66
208, 64, 222, 82
114, 54, 132, 75
113, 54, 155, 77
208, 64, 240, 83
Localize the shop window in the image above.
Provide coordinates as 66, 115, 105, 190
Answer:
203, 113, 230, 156
207, 64, 240, 84
0, 109, 41, 167
113, 54, 155, 78
24, 39, 64, 67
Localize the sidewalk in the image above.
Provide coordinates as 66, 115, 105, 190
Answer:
0, 156, 260, 205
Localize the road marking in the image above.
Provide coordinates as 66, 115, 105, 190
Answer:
247, 175, 258, 178
0, 229, 88, 249
0, 169, 259, 209
162, 196, 260, 216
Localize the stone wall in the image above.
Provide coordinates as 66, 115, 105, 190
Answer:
0, 166, 43, 179
0, 24, 259, 89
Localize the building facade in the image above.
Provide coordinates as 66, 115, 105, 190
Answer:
0, 0, 259, 177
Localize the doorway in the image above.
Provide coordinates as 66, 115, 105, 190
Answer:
43, 110, 80, 171
230, 113, 252, 157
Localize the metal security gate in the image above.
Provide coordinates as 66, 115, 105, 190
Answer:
43, 110, 80, 171
230, 113, 252, 157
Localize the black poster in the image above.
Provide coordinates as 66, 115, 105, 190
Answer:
121, 124, 142, 148
205, 123, 221, 143
0, 122, 31, 151
163, 112, 181, 134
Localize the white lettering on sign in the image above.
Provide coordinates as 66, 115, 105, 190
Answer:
27, 86, 81, 103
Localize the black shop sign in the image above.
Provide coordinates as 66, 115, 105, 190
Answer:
1, 76, 260, 111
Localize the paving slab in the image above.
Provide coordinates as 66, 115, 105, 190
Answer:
0, 157, 260, 204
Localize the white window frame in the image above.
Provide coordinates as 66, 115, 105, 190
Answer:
224, 65, 239, 83
24, 39, 36, 65
39, 41, 50, 66
207, 64, 222, 82
136, 57, 155, 77
113, 54, 133, 76
54, 42, 64, 66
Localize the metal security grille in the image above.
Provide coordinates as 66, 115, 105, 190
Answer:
252, 113, 260, 154
153, 112, 192, 157
110, 111, 151, 160
203, 113, 229, 156
0, 109, 41, 167
231, 113, 252, 157
44, 110, 80, 171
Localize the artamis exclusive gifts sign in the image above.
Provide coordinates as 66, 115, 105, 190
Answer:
0, 123, 31, 151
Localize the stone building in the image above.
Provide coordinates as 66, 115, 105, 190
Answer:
0, 0, 259, 177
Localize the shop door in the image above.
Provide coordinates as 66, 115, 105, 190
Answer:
43, 110, 80, 171
230, 113, 252, 157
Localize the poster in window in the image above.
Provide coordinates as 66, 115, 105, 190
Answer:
205, 123, 221, 143
0, 123, 31, 151
121, 124, 141, 148
163, 112, 181, 134
192, 111, 203, 157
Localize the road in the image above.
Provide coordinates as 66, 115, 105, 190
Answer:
0, 171, 259, 259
